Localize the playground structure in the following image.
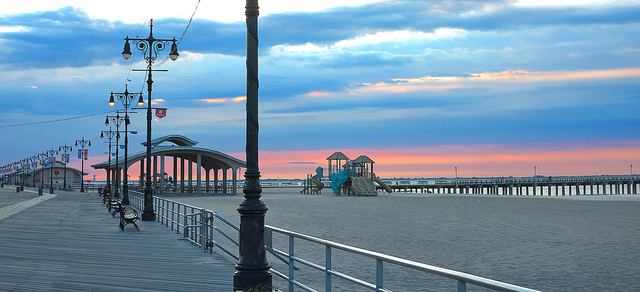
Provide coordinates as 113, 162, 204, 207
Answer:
300, 166, 325, 195
302, 152, 392, 196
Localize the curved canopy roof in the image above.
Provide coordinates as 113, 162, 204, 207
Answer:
142, 135, 198, 147
92, 135, 245, 171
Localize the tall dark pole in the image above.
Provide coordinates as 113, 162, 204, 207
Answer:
122, 19, 178, 221
45, 148, 57, 190
75, 137, 91, 192
234, 0, 272, 290
143, 42, 155, 221
106, 114, 124, 199
59, 144, 72, 189
110, 85, 140, 205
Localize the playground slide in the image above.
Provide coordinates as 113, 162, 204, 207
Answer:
311, 175, 324, 193
350, 177, 377, 196
372, 173, 392, 193
330, 170, 348, 194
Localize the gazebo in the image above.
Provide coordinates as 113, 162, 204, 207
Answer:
92, 135, 246, 195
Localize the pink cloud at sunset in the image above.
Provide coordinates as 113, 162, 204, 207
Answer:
202, 96, 247, 103
247, 141, 640, 179
351, 68, 640, 95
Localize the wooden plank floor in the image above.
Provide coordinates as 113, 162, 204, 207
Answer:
0, 186, 235, 291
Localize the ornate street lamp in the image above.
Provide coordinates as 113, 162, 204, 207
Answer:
234, 0, 272, 290
75, 137, 91, 192
122, 19, 178, 221
44, 148, 58, 190
59, 144, 72, 190
101, 128, 116, 197
105, 113, 125, 199
109, 84, 142, 204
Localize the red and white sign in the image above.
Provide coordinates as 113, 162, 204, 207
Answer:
155, 108, 167, 119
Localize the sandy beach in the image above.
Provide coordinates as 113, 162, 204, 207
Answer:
169, 188, 640, 291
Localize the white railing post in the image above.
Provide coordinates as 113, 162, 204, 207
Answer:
326, 246, 332, 292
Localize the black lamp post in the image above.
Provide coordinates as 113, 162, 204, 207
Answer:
45, 148, 58, 190
234, 0, 272, 290
101, 128, 116, 196
105, 114, 125, 199
38, 152, 46, 188
59, 144, 72, 190
109, 84, 142, 204
121, 19, 179, 221
75, 137, 91, 192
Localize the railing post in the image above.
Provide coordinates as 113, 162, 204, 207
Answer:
200, 208, 206, 251
376, 258, 384, 290
457, 280, 466, 292
289, 235, 295, 291
209, 211, 215, 253
183, 205, 188, 238
326, 246, 332, 292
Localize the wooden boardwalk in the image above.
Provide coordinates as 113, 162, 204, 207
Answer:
0, 186, 235, 291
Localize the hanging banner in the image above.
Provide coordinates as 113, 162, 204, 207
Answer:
84, 149, 88, 160
66, 155, 70, 163
78, 149, 82, 159
155, 108, 167, 119
61, 154, 65, 162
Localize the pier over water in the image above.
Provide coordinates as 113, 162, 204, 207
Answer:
386, 176, 639, 196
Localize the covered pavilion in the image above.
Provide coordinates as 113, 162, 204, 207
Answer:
91, 135, 246, 195
4, 161, 86, 189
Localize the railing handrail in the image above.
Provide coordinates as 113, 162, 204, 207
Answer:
127, 191, 540, 292
265, 225, 539, 292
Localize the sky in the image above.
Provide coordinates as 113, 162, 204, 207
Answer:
0, 0, 639, 180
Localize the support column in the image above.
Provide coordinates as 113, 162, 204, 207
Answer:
233, 168, 238, 196
160, 155, 165, 194
188, 158, 193, 193
223, 168, 228, 193
214, 169, 219, 193
153, 155, 158, 189
140, 158, 144, 187
173, 156, 178, 191
196, 154, 202, 195
180, 158, 185, 193
206, 169, 210, 192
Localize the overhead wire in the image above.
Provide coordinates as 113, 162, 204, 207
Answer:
0, 111, 115, 129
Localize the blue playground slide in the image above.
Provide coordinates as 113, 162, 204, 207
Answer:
330, 169, 355, 194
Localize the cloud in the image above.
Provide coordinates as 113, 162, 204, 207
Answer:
255, 140, 640, 178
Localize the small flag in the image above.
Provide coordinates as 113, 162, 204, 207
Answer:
155, 108, 166, 119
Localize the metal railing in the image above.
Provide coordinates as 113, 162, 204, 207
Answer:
129, 191, 239, 260
128, 191, 539, 292
265, 226, 539, 292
